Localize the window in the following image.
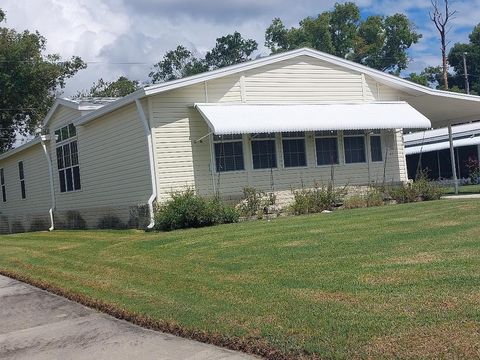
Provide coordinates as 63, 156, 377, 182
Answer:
344, 130, 366, 164
370, 131, 383, 162
282, 132, 307, 168
213, 134, 244, 172
18, 161, 26, 199
0, 168, 5, 202
251, 133, 277, 169
56, 124, 81, 192
315, 131, 339, 166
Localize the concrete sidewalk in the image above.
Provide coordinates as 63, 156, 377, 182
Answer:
0, 275, 256, 360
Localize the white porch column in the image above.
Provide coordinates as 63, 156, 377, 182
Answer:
448, 124, 459, 195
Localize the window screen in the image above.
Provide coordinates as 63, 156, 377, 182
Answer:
251, 133, 277, 169
282, 132, 306, 168
214, 135, 244, 172
344, 131, 366, 164
315, 131, 339, 166
370, 135, 383, 162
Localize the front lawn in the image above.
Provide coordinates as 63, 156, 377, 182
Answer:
1, 200, 479, 359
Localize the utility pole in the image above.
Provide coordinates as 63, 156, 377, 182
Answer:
463, 52, 470, 95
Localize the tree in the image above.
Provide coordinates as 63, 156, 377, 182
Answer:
448, 24, 480, 95
75, 76, 141, 98
429, 0, 456, 89
0, 10, 86, 151
149, 45, 208, 83
264, 2, 421, 74
205, 32, 258, 69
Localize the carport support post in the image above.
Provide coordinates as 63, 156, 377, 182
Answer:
448, 124, 459, 195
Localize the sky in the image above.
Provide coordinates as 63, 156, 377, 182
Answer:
2, 0, 480, 98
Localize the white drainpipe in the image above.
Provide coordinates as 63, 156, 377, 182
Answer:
40, 135, 55, 231
135, 99, 157, 229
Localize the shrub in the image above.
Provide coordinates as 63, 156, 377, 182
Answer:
154, 189, 239, 231
97, 214, 126, 230
57, 210, 87, 230
290, 182, 346, 215
344, 189, 384, 209
386, 174, 442, 204
466, 159, 480, 184
128, 204, 150, 229
238, 187, 277, 218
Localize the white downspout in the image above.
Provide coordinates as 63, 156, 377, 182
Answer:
135, 99, 157, 229
40, 135, 55, 231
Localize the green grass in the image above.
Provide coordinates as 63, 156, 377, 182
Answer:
443, 184, 480, 195
1, 200, 480, 359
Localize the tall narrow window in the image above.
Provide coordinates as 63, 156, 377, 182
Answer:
18, 161, 26, 199
370, 131, 383, 162
56, 124, 81, 192
213, 134, 244, 172
282, 132, 306, 168
0, 168, 6, 202
315, 131, 339, 166
251, 133, 277, 169
343, 130, 366, 164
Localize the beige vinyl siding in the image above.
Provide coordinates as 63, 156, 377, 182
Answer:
49, 103, 151, 213
48, 106, 82, 130
0, 144, 51, 216
148, 54, 409, 200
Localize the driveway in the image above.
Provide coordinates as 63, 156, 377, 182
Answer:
0, 275, 255, 360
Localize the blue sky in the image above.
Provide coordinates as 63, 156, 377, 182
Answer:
2, 0, 480, 95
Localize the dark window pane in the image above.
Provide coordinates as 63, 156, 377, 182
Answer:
63, 144, 71, 167
344, 136, 366, 164
59, 170, 66, 193
252, 140, 277, 169
316, 137, 339, 165
283, 139, 306, 168
315, 130, 338, 137
20, 180, 26, 199
18, 161, 24, 180
61, 126, 69, 141
66, 168, 73, 191
282, 132, 305, 138
55, 129, 62, 142
2, 186, 6, 202
214, 141, 244, 172
213, 134, 242, 141
73, 166, 81, 190
56, 147, 64, 169
70, 141, 79, 166
0, 169, 4, 185
69, 124, 76, 137
370, 136, 383, 162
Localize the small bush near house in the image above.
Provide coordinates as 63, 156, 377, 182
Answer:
57, 210, 87, 230
10, 220, 25, 233
290, 182, 346, 215
344, 188, 384, 209
386, 173, 443, 204
466, 159, 480, 184
238, 187, 277, 218
154, 189, 239, 231
29, 218, 49, 232
97, 214, 126, 230
128, 204, 150, 229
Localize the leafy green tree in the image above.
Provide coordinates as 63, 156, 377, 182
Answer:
75, 76, 141, 98
149, 45, 208, 83
0, 10, 86, 151
205, 31, 258, 69
265, 2, 421, 74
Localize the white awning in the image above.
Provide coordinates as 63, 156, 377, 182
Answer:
405, 136, 480, 155
194, 102, 431, 135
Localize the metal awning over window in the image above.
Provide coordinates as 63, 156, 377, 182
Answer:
405, 136, 480, 155
194, 102, 431, 135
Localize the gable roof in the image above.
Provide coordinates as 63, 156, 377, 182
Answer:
76, 47, 480, 126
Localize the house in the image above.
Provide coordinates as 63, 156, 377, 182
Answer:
404, 122, 480, 180
1, 48, 480, 233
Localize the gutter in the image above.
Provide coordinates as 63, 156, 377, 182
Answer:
40, 135, 55, 231
135, 99, 157, 230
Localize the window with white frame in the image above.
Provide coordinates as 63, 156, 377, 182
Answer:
251, 133, 277, 169
0, 168, 5, 202
213, 134, 245, 172
55, 124, 81, 192
315, 131, 339, 166
18, 161, 26, 199
282, 132, 307, 168
370, 130, 383, 162
343, 130, 366, 164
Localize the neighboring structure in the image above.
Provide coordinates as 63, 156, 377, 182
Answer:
404, 122, 480, 180
1, 48, 480, 232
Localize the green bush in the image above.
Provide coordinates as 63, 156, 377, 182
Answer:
344, 189, 384, 209
238, 187, 277, 218
97, 214, 126, 230
290, 182, 346, 215
154, 189, 239, 231
386, 174, 442, 204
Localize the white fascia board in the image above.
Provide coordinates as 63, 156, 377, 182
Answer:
0, 138, 42, 161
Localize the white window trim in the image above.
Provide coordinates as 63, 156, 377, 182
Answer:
314, 131, 341, 168
280, 132, 308, 169
213, 134, 246, 173
250, 133, 278, 171
343, 130, 367, 165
